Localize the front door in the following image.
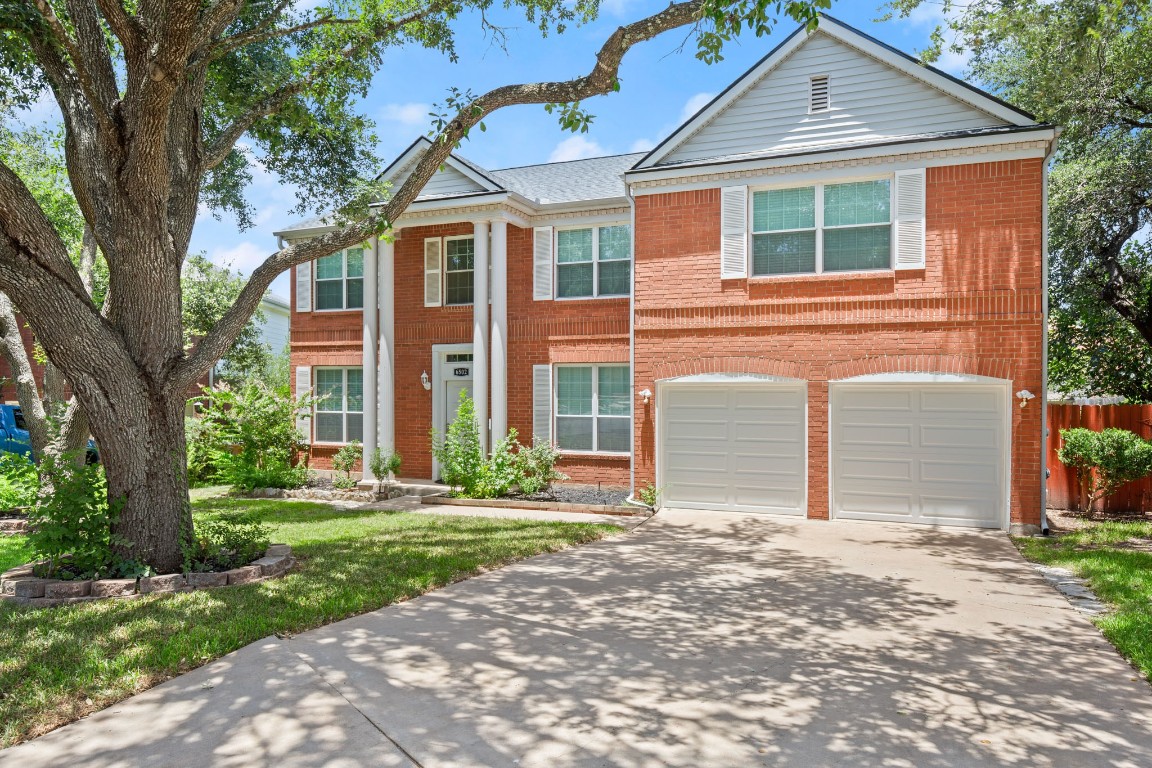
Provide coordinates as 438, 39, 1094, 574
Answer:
433, 350, 473, 479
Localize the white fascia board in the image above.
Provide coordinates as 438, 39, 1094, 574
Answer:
533, 196, 629, 214
636, 28, 809, 169
816, 17, 1035, 127
273, 226, 336, 239
626, 128, 1056, 193
380, 136, 505, 193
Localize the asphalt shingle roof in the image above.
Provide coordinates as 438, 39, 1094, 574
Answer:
489, 153, 645, 205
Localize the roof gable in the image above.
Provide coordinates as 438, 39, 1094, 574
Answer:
380, 137, 505, 200
637, 15, 1034, 169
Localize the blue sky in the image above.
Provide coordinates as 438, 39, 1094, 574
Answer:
30, 1, 969, 299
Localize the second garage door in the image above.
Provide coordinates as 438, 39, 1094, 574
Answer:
660, 381, 806, 514
830, 382, 1007, 528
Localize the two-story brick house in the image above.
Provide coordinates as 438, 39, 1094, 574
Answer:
277, 15, 1056, 533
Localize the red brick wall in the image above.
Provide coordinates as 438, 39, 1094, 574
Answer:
632, 159, 1046, 526
291, 222, 631, 483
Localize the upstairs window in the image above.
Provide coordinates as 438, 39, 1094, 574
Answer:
315, 247, 364, 311
443, 236, 475, 306
751, 179, 891, 277
556, 225, 631, 299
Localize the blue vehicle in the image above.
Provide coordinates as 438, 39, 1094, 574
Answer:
0, 404, 99, 463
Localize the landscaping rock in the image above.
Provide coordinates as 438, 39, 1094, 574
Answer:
252, 556, 291, 578
139, 574, 187, 594
1, 563, 34, 580
90, 579, 138, 598
265, 544, 291, 558
11, 579, 47, 599
44, 580, 91, 599
225, 565, 263, 585
187, 572, 228, 588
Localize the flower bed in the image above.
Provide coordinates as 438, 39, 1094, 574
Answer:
0, 544, 294, 607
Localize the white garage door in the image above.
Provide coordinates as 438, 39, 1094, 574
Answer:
660, 382, 806, 514
831, 383, 1007, 528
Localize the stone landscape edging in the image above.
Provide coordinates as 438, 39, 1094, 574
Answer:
241, 487, 407, 503
421, 494, 651, 517
0, 517, 28, 535
0, 544, 295, 608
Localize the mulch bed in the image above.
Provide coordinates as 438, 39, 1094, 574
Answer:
507, 484, 630, 507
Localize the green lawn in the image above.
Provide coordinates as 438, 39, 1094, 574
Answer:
1015, 519, 1152, 681
0, 493, 621, 748
0, 534, 31, 573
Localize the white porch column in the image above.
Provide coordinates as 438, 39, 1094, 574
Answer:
361, 236, 379, 482
378, 233, 396, 466
490, 220, 508, 445
473, 220, 490, 453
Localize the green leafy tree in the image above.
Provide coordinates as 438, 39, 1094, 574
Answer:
887, 0, 1152, 400
182, 254, 270, 387
1057, 427, 1152, 512
0, 0, 824, 570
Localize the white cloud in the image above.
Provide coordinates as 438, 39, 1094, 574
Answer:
599, 0, 640, 17
379, 102, 433, 128
548, 135, 608, 162
679, 92, 715, 123
208, 241, 268, 277
629, 138, 656, 153
896, 3, 972, 76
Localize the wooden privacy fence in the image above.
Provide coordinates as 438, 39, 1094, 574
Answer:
1046, 403, 1152, 512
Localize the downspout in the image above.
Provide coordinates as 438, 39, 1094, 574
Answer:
1039, 129, 1060, 535
625, 179, 640, 507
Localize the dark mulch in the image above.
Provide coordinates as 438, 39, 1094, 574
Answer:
1047, 507, 1152, 533
508, 484, 630, 507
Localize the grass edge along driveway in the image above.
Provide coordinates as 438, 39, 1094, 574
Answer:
1014, 518, 1152, 683
0, 494, 622, 748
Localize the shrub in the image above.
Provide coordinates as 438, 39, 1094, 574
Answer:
637, 483, 661, 508
477, 430, 522, 499
431, 392, 486, 497
1058, 427, 1152, 513
0, 453, 38, 509
369, 448, 402, 480
193, 384, 310, 491
185, 415, 220, 486
187, 514, 271, 572
332, 441, 361, 489
516, 440, 568, 497
26, 453, 120, 579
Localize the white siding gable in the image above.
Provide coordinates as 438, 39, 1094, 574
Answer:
390, 161, 490, 199
661, 32, 1010, 166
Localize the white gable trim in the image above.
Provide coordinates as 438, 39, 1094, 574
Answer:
635, 15, 1035, 170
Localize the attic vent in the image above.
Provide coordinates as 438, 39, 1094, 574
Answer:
809, 75, 830, 113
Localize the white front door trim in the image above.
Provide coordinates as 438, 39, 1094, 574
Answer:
431, 343, 474, 480
828, 376, 1012, 530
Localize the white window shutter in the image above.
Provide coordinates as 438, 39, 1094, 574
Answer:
533, 226, 554, 300
295, 261, 312, 312
532, 364, 552, 446
894, 169, 926, 270
295, 366, 312, 444
720, 186, 748, 278
423, 238, 442, 306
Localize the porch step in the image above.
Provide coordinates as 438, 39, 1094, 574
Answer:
386, 481, 448, 498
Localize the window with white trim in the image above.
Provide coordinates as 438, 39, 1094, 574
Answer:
555, 364, 631, 453
555, 225, 631, 299
751, 179, 891, 276
314, 247, 364, 310
443, 235, 475, 306
313, 367, 363, 444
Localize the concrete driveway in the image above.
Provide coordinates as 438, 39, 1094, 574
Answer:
5, 510, 1152, 768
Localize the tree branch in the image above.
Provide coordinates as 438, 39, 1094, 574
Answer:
210, 15, 361, 61
0, 292, 50, 456
92, 0, 144, 58
202, 0, 455, 170
177, 0, 707, 386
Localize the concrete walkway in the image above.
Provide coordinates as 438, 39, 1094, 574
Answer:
4, 510, 1152, 767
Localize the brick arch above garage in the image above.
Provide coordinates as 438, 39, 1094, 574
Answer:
651, 356, 810, 382
827, 354, 1015, 383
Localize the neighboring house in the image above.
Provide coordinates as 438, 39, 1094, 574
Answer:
277, 15, 1055, 534
197, 293, 291, 390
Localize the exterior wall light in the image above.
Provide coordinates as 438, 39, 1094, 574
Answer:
421, 370, 431, 390
639, 388, 652, 404
1015, 389, 1035, 408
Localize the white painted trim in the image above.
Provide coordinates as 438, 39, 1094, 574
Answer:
380, 136, 505, 194
431, 343, 474, 479
827, 380, 1012, 531
490, 221, 509, 446
378, 235, 396, 457
627, 131, 1055, 189
361, 236, 379, 481
472, 221, 490, 453
655, 378, 808, 517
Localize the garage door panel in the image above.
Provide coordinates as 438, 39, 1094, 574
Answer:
832, 383, 1006, 529
921, 389, 1001, 415
661, 383, 806, 515
840, 389, 914, 411
840, 456, 913, 482
840, 423, 914, 447
919, 458, 998, 484
919, 423, 1000, 450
